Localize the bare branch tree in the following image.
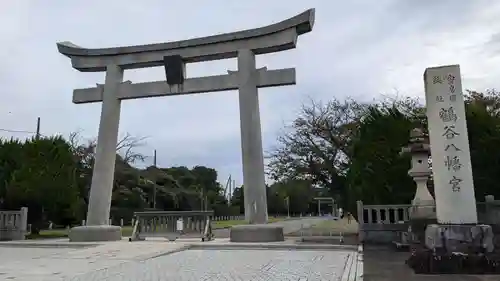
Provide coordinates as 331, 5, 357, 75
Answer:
266, 98, 366, 192
68, 130, 96, 170
68, 131, 148, 166
116, 133, 149, 164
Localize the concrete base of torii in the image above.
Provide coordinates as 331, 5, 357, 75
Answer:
69, 225, 122, 242
229, 224, 285, 242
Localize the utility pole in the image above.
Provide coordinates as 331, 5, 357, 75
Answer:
35, 117, 41, 139
153, 149, 157, 209
199, 186, 207, 211
231, 179, 235, 205
285, 196, 290, 218
205, 193, 208, 211
224, 175, 231, 203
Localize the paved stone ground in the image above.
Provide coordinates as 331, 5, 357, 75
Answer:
69, 249, 353, 281
364, 245, 498, 281
0, 242, 189, 280
0, 247, 72, 264
0, 242, 358, 280
0, 218, 360, 280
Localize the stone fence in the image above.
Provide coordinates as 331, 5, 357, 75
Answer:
478, 195, 500, 226
81, 214, 248, 227
130, 210, 214, 242
128, 214, 245, 228
212, 215, 245, 221
0, 207, 28, 241
357, 195, 500, 244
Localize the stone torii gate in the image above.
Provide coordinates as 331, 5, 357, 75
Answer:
58, 9, 315, 241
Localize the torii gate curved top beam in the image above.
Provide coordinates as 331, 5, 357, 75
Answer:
56, 8, 315, 72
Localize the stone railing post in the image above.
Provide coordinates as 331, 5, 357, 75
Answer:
19, 207, 28, 239
485, 195, 495, 224
357, 200, 365, 242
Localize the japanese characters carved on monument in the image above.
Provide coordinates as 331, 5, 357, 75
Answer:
435, 73, 463, 192
433, 75, 443, 84
445, 155, 462, 172
449, 176, 462, 192
446, 74, 456, 94
445, 143, 461, 152
439, 107, 458, 123
433, 74, 457, 102
442, 125, 459, 139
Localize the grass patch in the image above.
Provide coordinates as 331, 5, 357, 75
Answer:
211, 217, 285, 229
212, 220, 247, 229
122, 226, 133, 236
26, 229, 69, 240
26, 226, 135, 240
307, 218, 359, 235
26, 217, 287, 239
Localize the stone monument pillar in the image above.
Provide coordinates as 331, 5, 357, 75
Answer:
407, 64, 496, 274
423, 65, 493, 251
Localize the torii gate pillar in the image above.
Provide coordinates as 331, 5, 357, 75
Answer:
238, 49, 268, 224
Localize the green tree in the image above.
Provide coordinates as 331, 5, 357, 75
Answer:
465, 90, 500, 200
191, 166, 225, 210
230, 186, 245, 214
5, 136, 81, 232
1, 131, 237, 225
0, 138, 23, 207
269, 90, 500, 215
346, 101, 419, 213
268, 179, 313, 215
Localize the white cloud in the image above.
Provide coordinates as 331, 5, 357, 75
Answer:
1, 0, 499, 185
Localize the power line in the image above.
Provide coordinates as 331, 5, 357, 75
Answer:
0, 128, 36, 134
0, 117, 41, 136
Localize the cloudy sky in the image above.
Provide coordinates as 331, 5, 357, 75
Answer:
2, 0, 500, 186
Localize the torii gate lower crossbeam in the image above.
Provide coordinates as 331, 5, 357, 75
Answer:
82, 53, 287, 230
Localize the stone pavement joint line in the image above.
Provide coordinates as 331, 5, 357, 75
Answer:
341, 246, 363, 281
69, 249, 353, 281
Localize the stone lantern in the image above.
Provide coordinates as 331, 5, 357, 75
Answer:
400, 128, 436, 245
401, 128, 436, 219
